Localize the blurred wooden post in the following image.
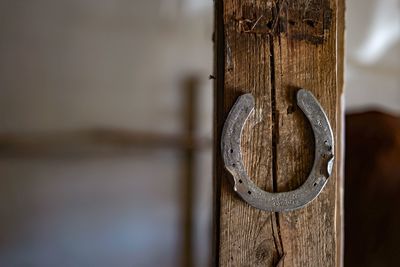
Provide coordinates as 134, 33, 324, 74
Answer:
213, 0, 344, 266
181, 76, 199, 267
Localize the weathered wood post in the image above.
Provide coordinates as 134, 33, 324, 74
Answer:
213, 0, 344, 266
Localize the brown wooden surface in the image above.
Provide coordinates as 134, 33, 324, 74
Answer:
214, 0, 343, 266
336, 0, 345, 265
345, 111, 400, 267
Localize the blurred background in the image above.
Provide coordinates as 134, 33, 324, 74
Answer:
0, 0, 398, 267
344, 1, 399, 266
0, 1, 213, 266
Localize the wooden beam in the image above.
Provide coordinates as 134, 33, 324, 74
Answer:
214, 0, 343, 266
0, 130, 211, 158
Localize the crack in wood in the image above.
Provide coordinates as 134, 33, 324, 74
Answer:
269, 3, 285, 260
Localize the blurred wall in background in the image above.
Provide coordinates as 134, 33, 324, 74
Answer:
345, 0, 400, 113
0, 1, 213, 266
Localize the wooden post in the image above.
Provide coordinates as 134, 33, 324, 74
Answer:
213, 0, 344, 266
181, 76, 199, 267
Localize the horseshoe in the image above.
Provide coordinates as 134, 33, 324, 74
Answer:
221, 89, 334, 212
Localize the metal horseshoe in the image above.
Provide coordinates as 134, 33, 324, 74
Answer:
221, 89, 334, 212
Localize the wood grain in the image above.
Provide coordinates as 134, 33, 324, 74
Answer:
214, 0, 343, 266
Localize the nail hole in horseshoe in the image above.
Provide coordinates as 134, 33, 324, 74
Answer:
248, 191, 251, 195
232, 163, 236, 167
230, 149, 234, 153
324, 140, 332, 151
239, 179, 243, 183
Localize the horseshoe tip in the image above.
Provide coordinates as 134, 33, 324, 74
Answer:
239, 93, 255, 106
296, 88, 310, 100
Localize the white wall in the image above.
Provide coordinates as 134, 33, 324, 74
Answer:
345, 0, 400, 114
